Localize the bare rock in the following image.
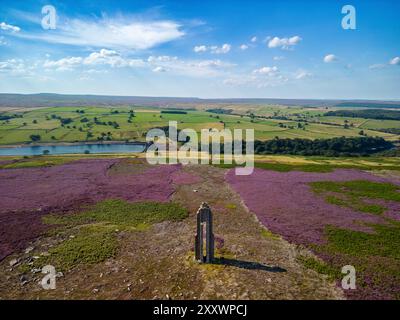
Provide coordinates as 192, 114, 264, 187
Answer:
25, 246, 34, 254
9, 258, 19, 267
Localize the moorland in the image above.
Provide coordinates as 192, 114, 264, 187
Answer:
0, 98, 399, 300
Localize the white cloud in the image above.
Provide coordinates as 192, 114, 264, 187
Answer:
268, 36, 302, 49
147, 55, 234, 77
240, 44, 249, 50
152, 66, 167, 73
0, 36, 7, 45
211, 44, 231, 54
369, 64, 385, 70
295, 70, 312, 80
323, 54, 337, 63
389, 57, 400, 65
251, 36, 257, 43
84, 69, 108, 74
193, 44, 231, 54
43, 49, 145, 71
224, 64, 312, 88
83, 49, 143, 67
273, 56, 284, 61
13, 17, 184, 50
0, 59, 35, 76
44, 57, 83, 71
0, 22, 20, 32
148, 55, 178, 63
253, 66, 278, 75
194, 45, 207, 53
224, 72, 288, 88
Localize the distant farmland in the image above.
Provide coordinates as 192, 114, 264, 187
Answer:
0, 105, 399, 145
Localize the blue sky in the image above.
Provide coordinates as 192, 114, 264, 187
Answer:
0, 0, 399, 99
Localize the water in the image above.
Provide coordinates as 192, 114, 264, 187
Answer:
0, 143, 146, 156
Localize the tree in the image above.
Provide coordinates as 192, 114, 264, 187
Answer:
29, 134, 41, 142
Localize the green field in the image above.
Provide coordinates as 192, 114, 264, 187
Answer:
0, 105, 399, 145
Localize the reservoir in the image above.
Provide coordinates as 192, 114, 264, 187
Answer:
0, 143, 146, 156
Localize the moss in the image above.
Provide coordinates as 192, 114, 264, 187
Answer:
214, 159, 400, 173
39, 200, 188, 271
35, 226, 118, 271
0, 159, 67, 169
311, 180, 400, 202
17, 263, 32, 274
325, 220, 400, 260
224, 203, 237, 210
298, 256, 340, 280
310, 180, 400, 216
315, 220, 400, 297
260, 228, 280, 240
325, 195, 386, 215
43, 199, 188, 228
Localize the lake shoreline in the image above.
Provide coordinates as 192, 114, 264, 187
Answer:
0, 141, 148, 156
0, 140, 148, 149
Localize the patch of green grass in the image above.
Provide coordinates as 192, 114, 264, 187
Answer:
35, 226, 118, 271
215, 160, 400, 173
260, 228, 280, 240
297, 256, 340, 280
311, 180, 400, 202
30, 200, 188, 272
255, 162, 334, 172
213, 161, 333, 172
43, 199, 188, 229
224, 203, 237, 210
325, 195, 386, 215
325, 220, 400, 260
317, 221, 400, 297
0, 159, 62, 169
310, 180, 400, 215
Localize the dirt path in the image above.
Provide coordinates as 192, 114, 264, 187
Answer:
0, 164, 344, 300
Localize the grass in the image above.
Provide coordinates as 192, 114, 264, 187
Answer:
320, 220, 400, 298
35, 226, 118, 271
43, 199, 189, 228
300, 220, 400, 299
215, 157, 400, 173
29, 200, 189, 271
310, 180, 400, 216
311, 180, 400, 202
260, 228, 280, 240
306, 181, 400, 298
325, 220, 400, 260
1, 106, 399, 145
325, 195, 386, 215
255, 162, 333, 172
297, 256, 340, 280
224, 203, 237, 210
0, 157, 72, 169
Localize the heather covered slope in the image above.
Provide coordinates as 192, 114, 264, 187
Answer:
0, 156, 398, 299
226, 168, 400, 299
0, 159, 195, 261
0, 163, 343, 300
226, 169, 400, 245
